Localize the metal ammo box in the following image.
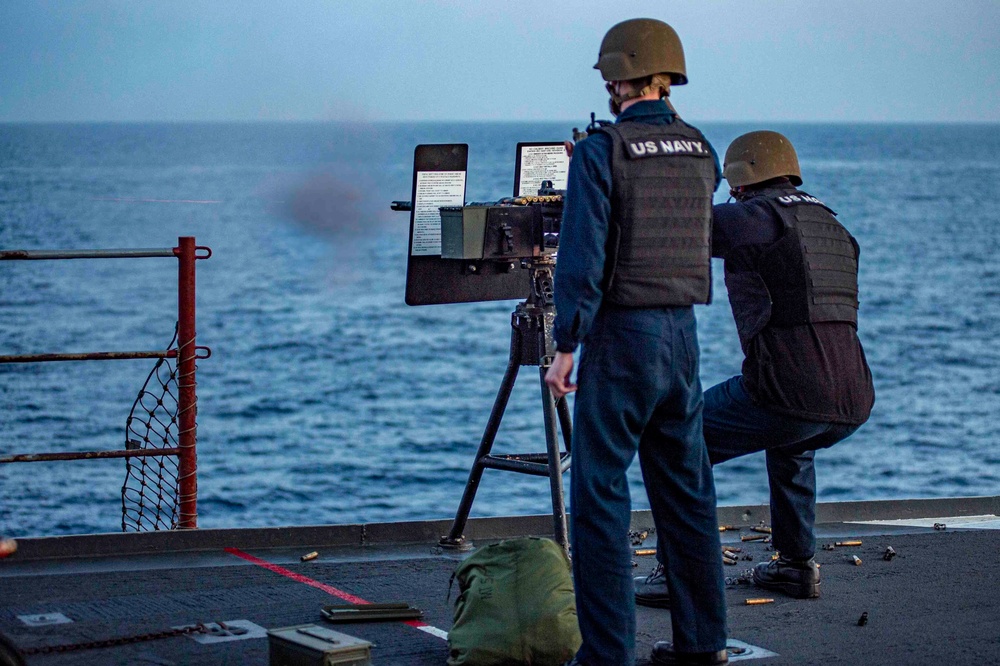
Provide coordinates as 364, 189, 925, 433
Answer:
267, 624, 373, 666
440, 205, 487, 259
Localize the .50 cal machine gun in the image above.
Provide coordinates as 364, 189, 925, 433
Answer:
392, 183, 562, 266
439, 184, 563, 264
390, 139, 574, 550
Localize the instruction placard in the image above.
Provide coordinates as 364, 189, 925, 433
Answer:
515, 143, 570, 197
412, 170, 466, 256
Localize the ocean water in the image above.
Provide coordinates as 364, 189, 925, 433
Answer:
1, 121, 998, 537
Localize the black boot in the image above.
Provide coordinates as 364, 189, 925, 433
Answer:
752, 556, 820, 599
634, 562, 671, 608
651, 642, 728, 665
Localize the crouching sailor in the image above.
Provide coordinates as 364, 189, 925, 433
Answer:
636, 130, 875, 607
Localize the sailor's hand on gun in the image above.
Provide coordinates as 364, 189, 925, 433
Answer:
545, 351, 577, 400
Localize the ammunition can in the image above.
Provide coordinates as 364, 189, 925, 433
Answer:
268, 624, 372, 666
440, 206, 486, 260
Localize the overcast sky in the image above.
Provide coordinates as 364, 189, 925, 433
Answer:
1, 1, 998, 123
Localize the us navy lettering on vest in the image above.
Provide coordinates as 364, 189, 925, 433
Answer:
776, 194, 826, 207
598, 120, 715, 307
626, 138, 710, 159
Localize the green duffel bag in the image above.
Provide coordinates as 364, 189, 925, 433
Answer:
447, 537, 581, 666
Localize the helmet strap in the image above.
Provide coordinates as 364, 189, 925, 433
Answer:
606, 75, 672, 117
730, 186, 752, 201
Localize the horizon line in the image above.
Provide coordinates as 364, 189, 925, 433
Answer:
1, 118, 998, 126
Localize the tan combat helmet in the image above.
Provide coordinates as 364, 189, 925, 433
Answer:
723, 131, 803, 188
594, 18, 687, 85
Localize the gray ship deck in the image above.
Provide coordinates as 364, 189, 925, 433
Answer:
2, 496, 999, 665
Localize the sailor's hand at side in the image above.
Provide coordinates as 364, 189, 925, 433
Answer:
545, 351, 577, 400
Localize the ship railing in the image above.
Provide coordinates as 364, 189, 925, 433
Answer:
0, 236, 211, 530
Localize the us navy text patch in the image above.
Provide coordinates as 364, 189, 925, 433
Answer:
626, 138, 710, 159
776, 194, 827, 207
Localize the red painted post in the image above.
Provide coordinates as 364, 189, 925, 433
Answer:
175, 236, 198, 529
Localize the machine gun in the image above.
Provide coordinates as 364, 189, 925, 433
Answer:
438, 183, 563, 265
387, 126, 603, 551
389, 140, 573, 549
390, 185, 562, 264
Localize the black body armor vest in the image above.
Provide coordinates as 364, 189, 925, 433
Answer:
724, 188, 860, 352
597, 120, 715, 307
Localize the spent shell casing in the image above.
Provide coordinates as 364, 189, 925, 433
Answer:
718, 525, 738, 532
933, 523, 947, 530
750, 526, 772, 534
883, 546, 897, 561
723, 556, 738, 566
822, 543, 836, 551
301, 551, 319, 562
722, 546, 742, 554
851, 555, 863, 566
629, 529, 650, 545
745, 598, 774, 606
857, 611, 869, 626
741, 534, 767, 542
835, 540, 863, 547
634, 548, 656, 556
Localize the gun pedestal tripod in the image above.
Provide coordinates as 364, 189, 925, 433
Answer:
440, 256, 573, 551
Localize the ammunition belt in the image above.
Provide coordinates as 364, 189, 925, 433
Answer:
511, 195, 563, 205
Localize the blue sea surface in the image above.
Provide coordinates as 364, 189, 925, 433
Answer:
1, 121, 998, 537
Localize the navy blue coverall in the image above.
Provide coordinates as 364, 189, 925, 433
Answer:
703, 191, 875, 560
652, 186, 875, 566
554, 99, 728, 664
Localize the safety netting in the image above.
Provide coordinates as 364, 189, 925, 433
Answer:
120, 327, 183, 532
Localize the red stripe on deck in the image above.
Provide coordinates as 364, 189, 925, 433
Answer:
223, 547, 429, 629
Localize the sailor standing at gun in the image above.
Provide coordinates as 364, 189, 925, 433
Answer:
545, 17, 729, 666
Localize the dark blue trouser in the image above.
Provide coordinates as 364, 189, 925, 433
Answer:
571, 306, 727, 665
699, 375, 860, 559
